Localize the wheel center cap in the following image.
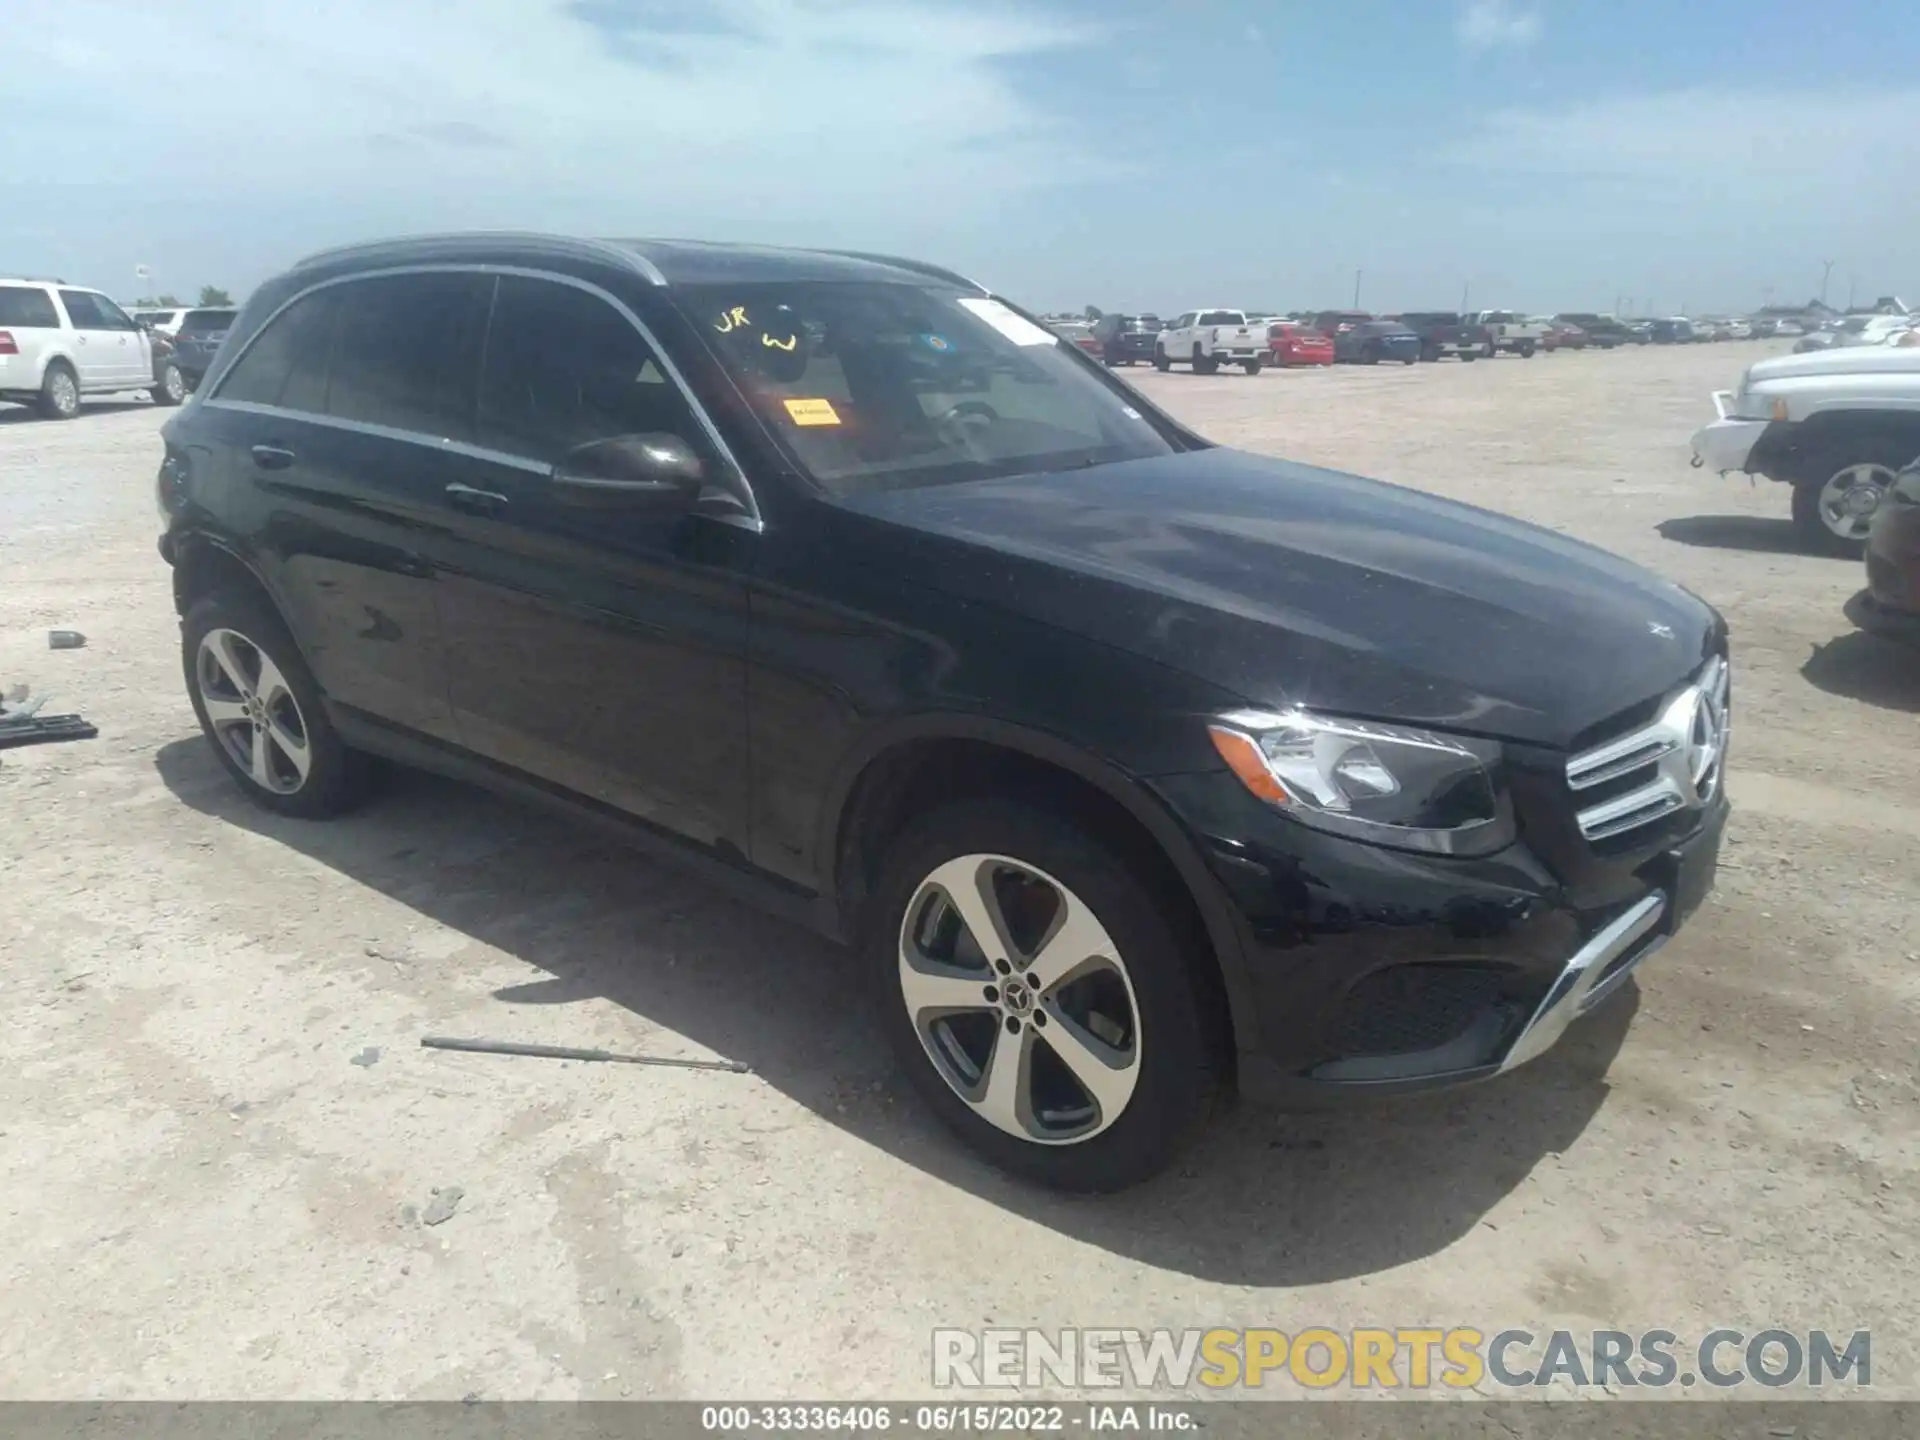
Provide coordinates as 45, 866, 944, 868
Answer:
1847, 487, 1882, 517
1003, 980, 1032, 1015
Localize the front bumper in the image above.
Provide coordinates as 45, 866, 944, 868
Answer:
1149, 767, 1729, 1104
1690, 392, 1770, 473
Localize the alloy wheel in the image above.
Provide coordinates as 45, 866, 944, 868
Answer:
49, 369, 79, 417
897, 853, 1141, 1145
195, 627, 312, 795
162, 365, 185, 403
1817, 463, 1896, 542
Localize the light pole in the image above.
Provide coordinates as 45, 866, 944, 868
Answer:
1353, 269, 1363, 309
1821, 259, 1836, 308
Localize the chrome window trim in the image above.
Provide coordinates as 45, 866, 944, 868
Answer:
203, 262, 760, 531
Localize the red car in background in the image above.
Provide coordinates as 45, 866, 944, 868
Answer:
1540, 320, 1589, 352
1267, 321, 1334, 367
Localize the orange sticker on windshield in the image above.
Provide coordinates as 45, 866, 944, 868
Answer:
783, 397, 841, 427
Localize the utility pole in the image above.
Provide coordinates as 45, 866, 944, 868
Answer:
1847, 271, 1857, 311
1461, 280, 1470, 313
1821, 259, 1836, 308
1353, 269, 1363, 309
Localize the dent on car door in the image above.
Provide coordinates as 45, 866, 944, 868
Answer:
210, 274, 482, 742
433, 273, 753, 851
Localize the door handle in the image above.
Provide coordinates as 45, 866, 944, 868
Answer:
444, 482, 509, 513
250, 444, 296, 471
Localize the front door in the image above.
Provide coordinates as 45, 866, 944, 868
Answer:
434, 273, 754, 852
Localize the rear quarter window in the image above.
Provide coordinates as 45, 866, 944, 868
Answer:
179, 309, 238, 335
0, 287, 61, 327
215, 291, 339, 410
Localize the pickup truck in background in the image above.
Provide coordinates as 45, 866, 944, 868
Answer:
1465, 310, 1545, 358
1155, 309, 1266, 374
1394, 312, 1487, 362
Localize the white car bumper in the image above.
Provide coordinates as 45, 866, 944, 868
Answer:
1690, 392, 1770, 473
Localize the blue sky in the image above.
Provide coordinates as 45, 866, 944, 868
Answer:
6, 0, 1918, 315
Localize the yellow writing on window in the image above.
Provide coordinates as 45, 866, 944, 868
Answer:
715, 306, 751, 333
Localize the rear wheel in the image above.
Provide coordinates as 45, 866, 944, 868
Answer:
1460, 351, 1476, 362
1482, 340, 1497, 360
38, 362, 80, 420
1420, 345, 1439, 363
1520, 341, 1537, 358
870, 799, 1217, 1192
182, 590, 372, 818
1241, 357, 1262, 375
1153, 345, 1171, 372
1192, 345, 1218, 376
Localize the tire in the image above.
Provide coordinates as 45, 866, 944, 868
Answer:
151, 362, 185, 407
1420, 345, 1439, 363
1460, 351, 1476, 363
1192, 345, 1217, 376
868, 798, 1217, 1192
1362, 348, 1379, 365
1402, 356, 1418, 366
1153, 346, 1171, 373
1241, 358, 1262, 375
1790, 446, 1909, 558
37, 362, 80, 420
181, 590, 372, 818
1520, 342, 1537, 358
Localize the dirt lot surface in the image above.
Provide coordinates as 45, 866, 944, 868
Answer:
2, 344, 1916, 1401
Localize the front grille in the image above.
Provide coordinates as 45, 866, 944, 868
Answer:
1565, 656, 1728, 843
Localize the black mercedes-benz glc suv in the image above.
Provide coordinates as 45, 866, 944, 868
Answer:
157, 233, 1730, 1191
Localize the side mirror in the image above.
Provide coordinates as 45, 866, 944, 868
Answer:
551, 433, 705, 511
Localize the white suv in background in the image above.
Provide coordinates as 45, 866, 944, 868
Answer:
0, 278, 165, 419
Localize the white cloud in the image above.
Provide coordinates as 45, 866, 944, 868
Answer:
1456, 0, 1541, 52
1, 0, 1110, 236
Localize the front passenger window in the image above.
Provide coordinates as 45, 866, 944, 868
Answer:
477, 276, 703, 465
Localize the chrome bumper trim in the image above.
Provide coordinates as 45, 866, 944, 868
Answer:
1498, 892, 1669, 1073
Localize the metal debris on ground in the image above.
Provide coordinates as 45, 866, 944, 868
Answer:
420, 1034, 751, 1074
48, 630, 87, 650
421, 1186, 464, 1226
0, 686, 98, 751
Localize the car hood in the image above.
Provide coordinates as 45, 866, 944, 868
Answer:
843, 449, 1719, 748
1751, 345, 1920, 382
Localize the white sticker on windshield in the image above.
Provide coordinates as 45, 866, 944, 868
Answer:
956, 297, 1058, 347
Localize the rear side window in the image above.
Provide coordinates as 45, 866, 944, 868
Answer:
476, 275, 704, 463
0, 286, 59, 328
179, 309, 237, 335
325, 274, 490, 439
216, 290, 339, 410
58, 290, 110, 328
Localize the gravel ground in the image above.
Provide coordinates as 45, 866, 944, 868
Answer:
1, 343, 1916, 1401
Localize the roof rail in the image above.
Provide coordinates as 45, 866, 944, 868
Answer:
814, 249, 986, 292
291, 232, 667, 285
2, 275, 67, 285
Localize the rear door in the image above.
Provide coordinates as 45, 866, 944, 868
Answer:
432, 273, 754, 850
205, 272, 485, 742
56, 290, 130, 389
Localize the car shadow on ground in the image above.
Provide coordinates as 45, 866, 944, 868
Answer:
1801, 630, 1920, 713
155, 736, 1628, 1285
1655, 514, 1822, 556
0, 398, 156, 424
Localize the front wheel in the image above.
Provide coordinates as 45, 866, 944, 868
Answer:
870, 799, 1217, 1192
151, 362, 185, 407
1519, 342, 1537, 358
1792, 456, 1903, 557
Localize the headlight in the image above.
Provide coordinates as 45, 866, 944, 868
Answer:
1207, 709, 1513, 855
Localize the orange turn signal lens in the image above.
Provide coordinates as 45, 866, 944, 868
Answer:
1207, 726, 1292, 805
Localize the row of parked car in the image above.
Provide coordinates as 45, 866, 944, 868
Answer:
0, 275, 236, 418
1047, 308, 1788, 374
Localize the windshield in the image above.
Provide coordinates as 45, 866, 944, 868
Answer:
1197, 310, 1243, 326
680, 281, 1177, 497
